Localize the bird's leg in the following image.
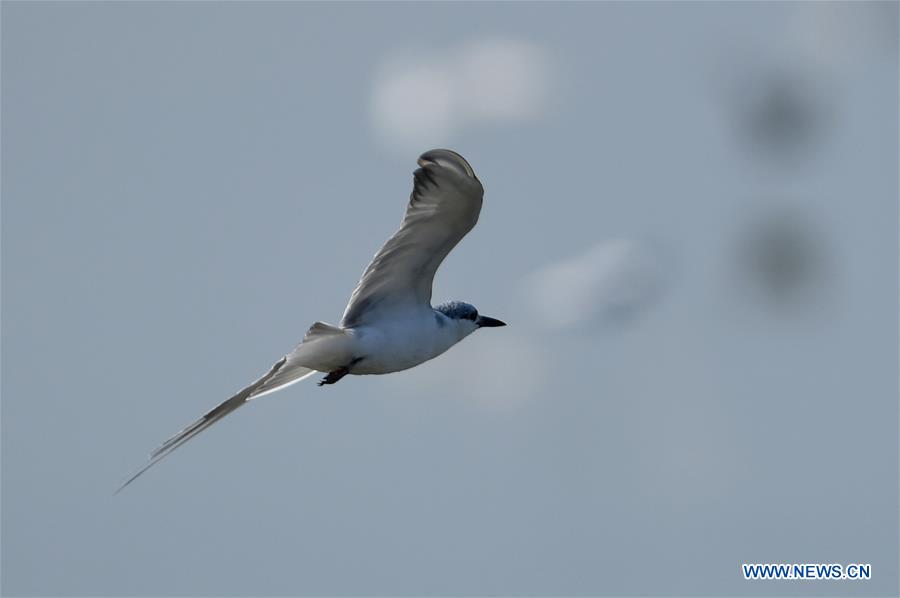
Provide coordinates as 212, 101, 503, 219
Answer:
318, 367, 349, 387
317, 357, 362, 387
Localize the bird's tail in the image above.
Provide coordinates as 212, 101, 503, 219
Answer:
115, 357, 315, 493
116, 323, 352, 493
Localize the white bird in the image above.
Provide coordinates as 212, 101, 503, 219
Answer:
118, 149, 505, 491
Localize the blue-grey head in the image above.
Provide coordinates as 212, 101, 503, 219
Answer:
434, 300, 506, 339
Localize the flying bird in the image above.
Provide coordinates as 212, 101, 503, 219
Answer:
118, 149, 505, 491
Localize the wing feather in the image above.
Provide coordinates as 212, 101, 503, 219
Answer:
341, 150, 484, 327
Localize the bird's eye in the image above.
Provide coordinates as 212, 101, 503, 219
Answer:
467, 312, 478, 321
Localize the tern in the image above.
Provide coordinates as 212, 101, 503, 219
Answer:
118, 149, 505, 491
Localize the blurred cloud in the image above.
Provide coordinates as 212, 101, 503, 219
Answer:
393, 331, 547, 413
370, 38, 554, 153
522, 239, 669, 332
788, 1, 899, 71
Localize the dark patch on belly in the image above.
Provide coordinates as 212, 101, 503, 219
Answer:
346, 355, 366, 375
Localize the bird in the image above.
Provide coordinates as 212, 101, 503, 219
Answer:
117, 149, 506, 492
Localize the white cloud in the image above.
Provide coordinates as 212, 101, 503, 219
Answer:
454, 39, 551, 122
370, 39, 554, 153
370, 60, 456, 153
523, 239, 668, 332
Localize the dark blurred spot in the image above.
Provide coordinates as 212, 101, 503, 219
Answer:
736, 72, 830, 166
738, 208, 830, 313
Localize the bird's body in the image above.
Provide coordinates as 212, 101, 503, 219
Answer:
347, 311, 465, 375
292, 309, 468, 376
118, 149, 505, 491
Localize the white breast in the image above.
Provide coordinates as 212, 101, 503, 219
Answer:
348, 310, 464, 375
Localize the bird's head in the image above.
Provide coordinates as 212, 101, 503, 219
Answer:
434, 300, 506, 340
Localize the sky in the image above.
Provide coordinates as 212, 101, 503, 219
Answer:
2, 2, 898, 596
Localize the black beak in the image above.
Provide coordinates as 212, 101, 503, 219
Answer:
476, 315, 506, 328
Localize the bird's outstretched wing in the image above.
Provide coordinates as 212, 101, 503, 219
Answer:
341, 149, 484, 328
115, 323, 347, 492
